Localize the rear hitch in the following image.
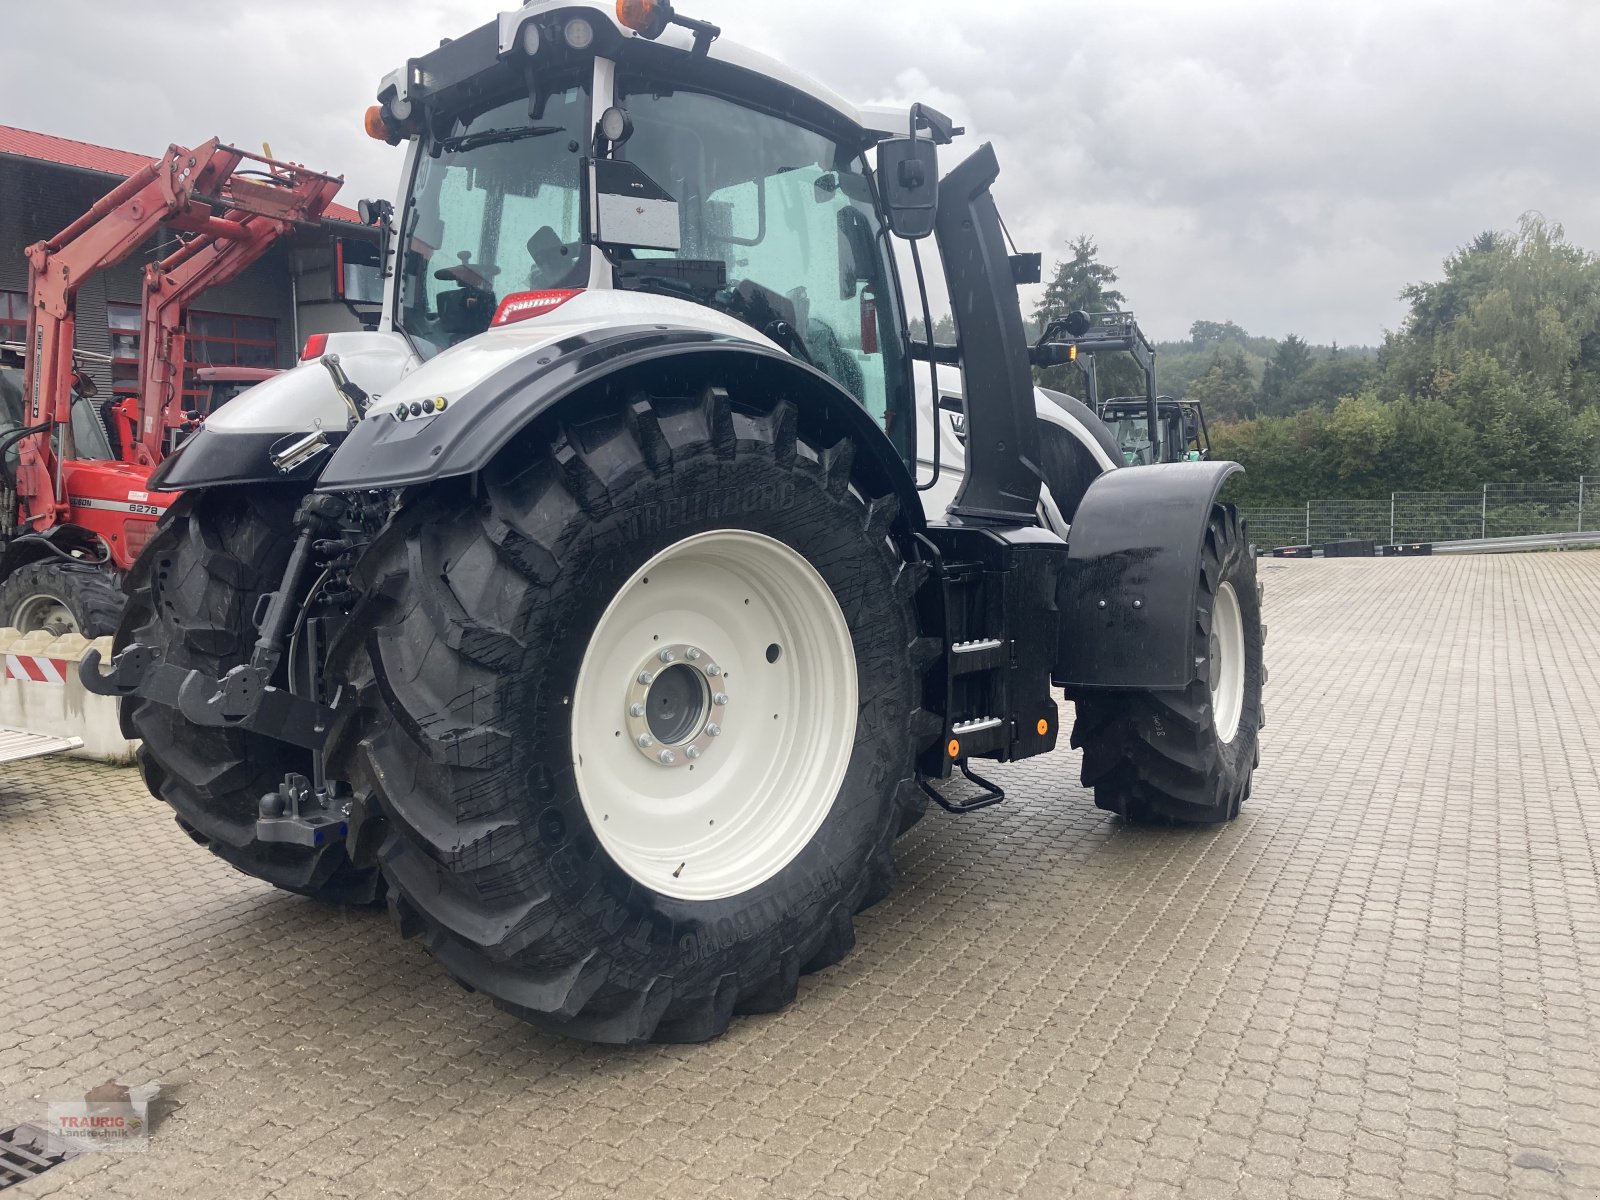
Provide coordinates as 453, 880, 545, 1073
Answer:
80, 645, 339, 750
256, 772, 350, 847
80, 643, 173, 697
174, 664, 341, 751
79, 493, 353, 753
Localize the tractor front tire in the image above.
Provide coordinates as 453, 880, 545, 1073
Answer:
118, 489, 382, 904
1070, 503, 1264, 824
335, 385, 935, 1043
0, 559, 125, 637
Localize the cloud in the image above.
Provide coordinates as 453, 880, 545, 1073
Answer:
5, 0, 1593, 344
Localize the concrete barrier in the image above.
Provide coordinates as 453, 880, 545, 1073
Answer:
0, 629, 138, 765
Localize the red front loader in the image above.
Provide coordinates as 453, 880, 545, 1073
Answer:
3, 140, 339, 635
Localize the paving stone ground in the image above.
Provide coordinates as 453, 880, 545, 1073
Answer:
2, 550, 1599, 1199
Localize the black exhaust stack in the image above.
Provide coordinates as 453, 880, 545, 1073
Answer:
934, 143, 1042, 525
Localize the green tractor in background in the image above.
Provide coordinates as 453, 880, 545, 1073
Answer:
1035, 309, 1210, 466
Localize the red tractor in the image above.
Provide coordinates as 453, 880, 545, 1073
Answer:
3, 141, 340, 635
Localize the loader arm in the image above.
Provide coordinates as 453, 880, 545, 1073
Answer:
133, 162, 342, 466
18, 141, 248, 529
17, 140, 344, 530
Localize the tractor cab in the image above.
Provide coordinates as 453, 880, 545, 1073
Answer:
382, 3, 914, 449
0, 343, 114, 470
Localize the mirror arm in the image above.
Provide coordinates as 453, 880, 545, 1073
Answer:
910, 103, 965, 146
910, 340, 960, 365
910, 237, 945, 493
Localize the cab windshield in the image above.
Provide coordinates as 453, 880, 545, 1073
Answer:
398, 80, 591, 356
1103, 404, 1184, 466
616, 78, 910, 430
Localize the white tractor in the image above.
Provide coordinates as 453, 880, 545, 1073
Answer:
87, 0, 1265, 1042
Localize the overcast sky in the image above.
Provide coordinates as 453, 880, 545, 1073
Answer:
4, 0, 1594, 345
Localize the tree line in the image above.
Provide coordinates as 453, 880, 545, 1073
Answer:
918, 221, 1600, 506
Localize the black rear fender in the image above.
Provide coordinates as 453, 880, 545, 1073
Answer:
316, 331, 924, 535
1054, 461, 1243, 690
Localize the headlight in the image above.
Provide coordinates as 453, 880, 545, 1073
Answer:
564, 17, 595, 49
599, 106, 633, 144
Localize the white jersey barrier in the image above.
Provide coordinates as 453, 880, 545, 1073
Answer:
0, 629, 139, 765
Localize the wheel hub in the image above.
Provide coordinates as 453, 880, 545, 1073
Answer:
11, 594, 77, 638
625, 644, 728, 767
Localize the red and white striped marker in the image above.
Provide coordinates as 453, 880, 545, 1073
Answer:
5, 654, 71, 684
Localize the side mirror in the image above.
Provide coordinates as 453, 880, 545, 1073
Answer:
876, 137, 938, 240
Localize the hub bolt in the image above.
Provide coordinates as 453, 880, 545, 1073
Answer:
629, 703, 645, 718
706, 724, 722, 737
637, 671, 654, 685
637, 734, 655, 748
686, 648, 702, 660
713, 693, 729, 707
707, 664, 722, 677
686, 746, 701, 760
657, 749, 676, 765
658, 649, 676, 663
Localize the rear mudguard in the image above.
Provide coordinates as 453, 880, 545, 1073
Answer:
1054, 460, 1243, 691
314, 327, 924, 529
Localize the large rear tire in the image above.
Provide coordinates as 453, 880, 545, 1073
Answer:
0, 559, 124, 637
118, 490, 382, 904
332, 385, 935, 1042
1070, 503, 1264, 823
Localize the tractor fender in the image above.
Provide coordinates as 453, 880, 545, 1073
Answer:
914, 368, 1120, 530
1037, 388, 1121, 471
1054, 460, 1243, 691
315, 325, 924, 531
149, 331, 415, 490
1035, 387, 1121, 535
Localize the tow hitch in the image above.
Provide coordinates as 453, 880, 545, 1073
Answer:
80, 494, 354, 759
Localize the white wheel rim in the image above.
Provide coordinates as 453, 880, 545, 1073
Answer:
12, 593, 78, 637
571, 530, 858, 901
1210, 580, 1245, 743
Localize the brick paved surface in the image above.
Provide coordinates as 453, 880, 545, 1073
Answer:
3, 551, 1598, 1199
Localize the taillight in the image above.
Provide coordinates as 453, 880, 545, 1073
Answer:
300, 333, 329, 361
860, 289, 878, 355
491, 289, 583, 327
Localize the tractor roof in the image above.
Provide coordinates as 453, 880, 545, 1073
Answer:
381, 1, 904, 149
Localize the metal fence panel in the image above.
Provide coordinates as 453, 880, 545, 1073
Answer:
1243, 478, 1589, 549
1240, 508, 1305, 549
1308, 499, 1390, 545
1483, 482, 1581, 538
1393, 492, 1480, 543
